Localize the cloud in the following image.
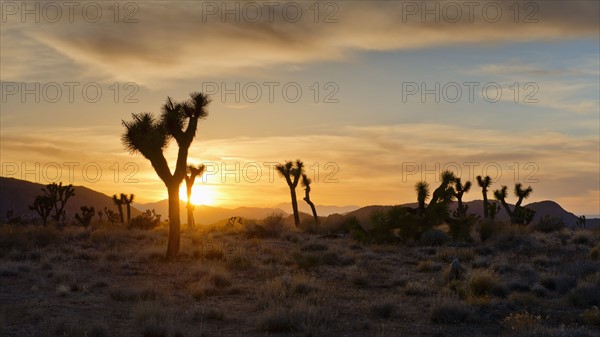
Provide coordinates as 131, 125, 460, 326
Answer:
1, 1, 598, 86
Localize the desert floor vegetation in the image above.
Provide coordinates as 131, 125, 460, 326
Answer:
1, 221, 599, 337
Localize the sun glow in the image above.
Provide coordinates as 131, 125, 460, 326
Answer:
179, 184, 220, 206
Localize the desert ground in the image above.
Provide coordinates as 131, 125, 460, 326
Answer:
1, 218, 599, 337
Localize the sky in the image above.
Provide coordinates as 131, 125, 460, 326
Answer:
1, 1, 599, 216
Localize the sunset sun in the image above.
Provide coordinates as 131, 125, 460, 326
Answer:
179, 184, 220, 206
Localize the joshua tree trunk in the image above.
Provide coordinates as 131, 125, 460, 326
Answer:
304, 195, 318, 229
186, 183, 195, 232
117, 203, 124, 225
482, 192, 489, 218
166, 183, 181, 258
126, 203, 131, 225
290, 188, 300, 227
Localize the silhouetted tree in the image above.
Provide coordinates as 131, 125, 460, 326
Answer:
112, 194, 125, 225
42, 182, 75, 222
494, 183, 534, 225
122, 92, 210, 258
301, 173, 319, 229
29, 195, 53, 226
275, 160, 304, 227
104, 207, 120, 225
476, 175, 492, 219
121, 193, 135, 225
415, 181, 430, 216
427, 170, 456, 209
576, 215, 587, 229
97, 209, 104, 223
75, 206, 95, 228
454, 178, 472, 217
185, 164, 206, 232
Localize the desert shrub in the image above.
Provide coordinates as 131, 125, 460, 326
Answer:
508, 292, 541, 310
503, 311, 544, 337
133, 302, 182, 337
257, 302, 336, 334
568, 282, 600, 306
404, 281, 431, 296
591, 245, 600, 260
468, 270, 505, 297
129, 210, 161, 230
540, 274, 576, 295
109, 286, 157, 302
476, 220, 505, 242
493, 225, 536, 250
293, 251, 351, 270
430, 296, 474, 323
582, 306, 600, 327
437, 247, 475, 263
531, 216, 565, 233
245, 213, 287, 238
300, 243, 328, 252
571, 231, 593, 246
370, 301, 397, 319
448, 215, 477, 242
420, 229, 449, 246
416, 260, 442, 273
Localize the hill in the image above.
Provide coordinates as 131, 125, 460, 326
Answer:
134, 200, 288, 225
0, 177, 141, 222
343, 199, 589, 230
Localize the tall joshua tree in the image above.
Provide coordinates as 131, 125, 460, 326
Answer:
494, 183, 534, 225
415, 181, 430, 216
122, 92, 210, 258
454, 178, 472, 217
185, 164, 206, 232
122, 193, 135, 225
301, 173, 319, 228
427, 170, 456, 209
29, 195, 53, 226
476, 175, 492, 219
43, 182, 75, 222
275, 160, 304, 227
112, 194, 125, 225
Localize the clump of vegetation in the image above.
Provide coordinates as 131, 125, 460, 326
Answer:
582, 306, 600, 327
129, 209, 162, 230
109, 286, 158, 302
419, 229, 449, 246
468, 269, 505, 297
257, 301, 336, 335
245, 213, 287, 238
503, 311, 544, 337
430, 296, 474, 323
531, 216, 565, 233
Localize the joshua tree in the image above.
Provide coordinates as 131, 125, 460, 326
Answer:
185, 164, 206, 232
415, 181, 430, 216
122, 92, 210, 258
301, 173, 319, 228
42, 182, 75, 222
104, 207, 120, 226
454, 178, 472, 217
476, 175, 492, 219
275, 160, 304, 227
29, 195, 53, 226
112, 194, 125, 225
97, 209, 104, 223
121, 193, 135, 225
494, 183, 534, 225
427, 170, 456, 209
75, 206, 95, 228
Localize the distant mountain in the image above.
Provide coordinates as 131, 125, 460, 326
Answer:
0, 177, 141, 222
134, 200, 287, 225
274, 202, 360, 216
342, 199, 591, 229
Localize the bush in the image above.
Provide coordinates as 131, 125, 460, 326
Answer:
370, 302, 397, 319
582, 306, 600, 327
257, 302, 336, 335
129, 210, 161, 230
246, 213, 286, 238
531, 216, 565, 233
568, 282, 600, 306
420, 229, 449, 246
468, 270, 504, 297
430, 297, 474, 323
476, 220, 504, 242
